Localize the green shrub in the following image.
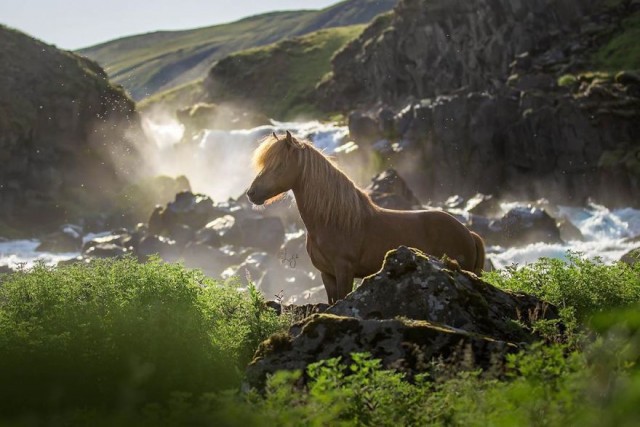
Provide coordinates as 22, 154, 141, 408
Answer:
484, 253, 640, 325
0, 257, 287, 415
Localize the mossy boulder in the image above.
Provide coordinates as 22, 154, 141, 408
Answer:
246, 246, 559, 390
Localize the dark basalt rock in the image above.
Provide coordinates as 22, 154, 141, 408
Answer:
36, 225, 83, 253
205, 215, 285, 254
246, 246, 559, 390
366, 169, 422, 210
328, 246, 559, 343
160, 192, 224, 232
247, 314, 518, 390
488, 206, 563, 247
137, 235, 181, 262
84, 243, 128, 259
621, 248, 640, 266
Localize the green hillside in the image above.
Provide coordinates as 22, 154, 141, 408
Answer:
203, 25, 365, 120
78, 0, 397, 101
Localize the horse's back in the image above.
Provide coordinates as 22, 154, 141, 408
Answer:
366, 208, 480, 273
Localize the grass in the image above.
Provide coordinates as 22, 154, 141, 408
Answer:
1, 254, 639, 425
592, 11, 640, 70
78, 0, 395, 101
206, 24, 365, 120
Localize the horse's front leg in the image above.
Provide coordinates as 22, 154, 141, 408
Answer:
321, 272, 339, 304
335, 266, 355, 302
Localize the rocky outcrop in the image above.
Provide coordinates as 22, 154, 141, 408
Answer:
315, 0, 640, 206
318, 0, 597, 109
365, 169, 422, 209
0, 26, 143, 233
246, 246, 559, 389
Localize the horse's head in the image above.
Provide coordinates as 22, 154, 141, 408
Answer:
247, 131, 304, 205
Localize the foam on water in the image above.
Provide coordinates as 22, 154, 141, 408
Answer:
491, 204, 640, 269
145, 118, 348, 201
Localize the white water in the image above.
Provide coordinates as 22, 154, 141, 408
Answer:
141, 117, 348, 201
1, 120, 638, 272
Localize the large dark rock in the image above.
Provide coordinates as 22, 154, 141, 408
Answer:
181, 242, 232, 277
348, 111, 382, 145
136, 235, 182, 262
246, 246, 559, 390
204, 214, 285, 254
35, 225, 83, 253
246, 314, 517, 390
328, 246, 559, 342
621, 248, 640, 266
488, 206, 563, 247
366, 169, 422, 210
0, 26, 143, 232
315, 0, 640, 206
159, 192, 224, 232
318, 0, 594, 109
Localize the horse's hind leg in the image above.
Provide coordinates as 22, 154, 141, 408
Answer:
321, 272, 339, 304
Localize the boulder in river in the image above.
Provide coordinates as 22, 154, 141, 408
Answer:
366, 169, 421, 210
36, 225, 83, 253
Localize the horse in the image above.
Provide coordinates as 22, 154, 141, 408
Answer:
247, 131, 486, 304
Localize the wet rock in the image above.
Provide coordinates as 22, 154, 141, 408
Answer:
488, 206, 563, 246
348, 111, 382, 144
366, 169, 421, 210
206, 215, 285, 254
0, 265, 14, 275
557, 216, 585, 242
136, 235, 181, 262
160, 192, 224, 232
36, 225, 83, 253
465, 194, 502, 217
167, 223, 196, 246
181, 242, 231, 277
82, 232, 132, 254
621, 248, 640, 266
84, 243, 128, 258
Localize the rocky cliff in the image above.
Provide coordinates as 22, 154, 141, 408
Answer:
0, 26, 143, 234
317, 0, 640, 206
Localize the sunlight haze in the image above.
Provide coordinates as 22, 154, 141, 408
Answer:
0, 0, 340, 50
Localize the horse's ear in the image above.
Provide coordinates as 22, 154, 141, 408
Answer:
272, 132, 278, 140
285, 130, 303, 148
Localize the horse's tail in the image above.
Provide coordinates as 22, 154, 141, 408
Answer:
471, 232, 486, 275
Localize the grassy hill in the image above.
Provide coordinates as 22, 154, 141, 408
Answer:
202, 25, 366, 120
78, 0, 397, 101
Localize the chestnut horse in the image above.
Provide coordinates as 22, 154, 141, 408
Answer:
247, 131, 485, 304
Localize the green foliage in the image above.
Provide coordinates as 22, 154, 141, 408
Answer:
484, 253, 640, 325
205, 24, 365, 120
593, 11, 640, 70
79, 0, 395, 101
0, 257, 287, 416
2, 254, 640, 425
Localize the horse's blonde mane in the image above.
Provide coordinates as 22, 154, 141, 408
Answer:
253, 134, 375, 230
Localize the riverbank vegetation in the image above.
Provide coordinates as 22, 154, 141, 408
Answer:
0, 254, 639, 425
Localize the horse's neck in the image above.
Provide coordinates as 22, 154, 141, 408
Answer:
292, 160, 370, 233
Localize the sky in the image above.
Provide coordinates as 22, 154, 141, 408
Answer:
0, 0, 340, 50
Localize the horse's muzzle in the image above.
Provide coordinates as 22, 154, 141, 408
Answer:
247, 189, 265, 205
